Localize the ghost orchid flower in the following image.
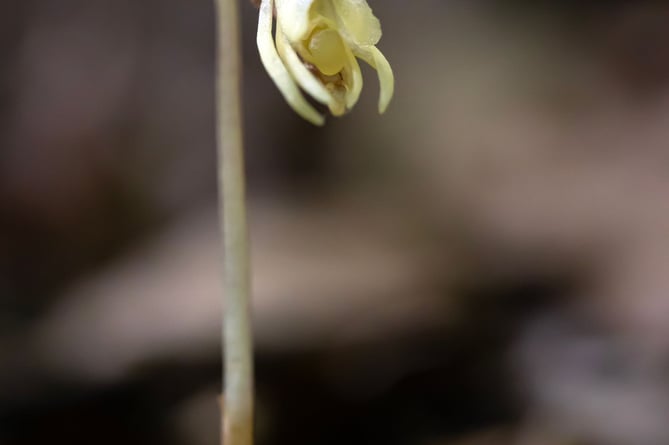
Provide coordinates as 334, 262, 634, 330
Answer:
257, 0, 394, 125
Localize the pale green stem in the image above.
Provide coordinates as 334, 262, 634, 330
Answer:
214, 0, 254, 444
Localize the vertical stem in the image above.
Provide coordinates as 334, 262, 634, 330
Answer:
214, 0, 254, 444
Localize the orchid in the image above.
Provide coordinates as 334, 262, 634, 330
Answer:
257, 0, 394, 125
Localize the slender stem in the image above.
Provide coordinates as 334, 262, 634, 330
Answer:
214, 0, 254, 444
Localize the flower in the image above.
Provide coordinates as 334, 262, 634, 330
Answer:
257, 0, 394, 125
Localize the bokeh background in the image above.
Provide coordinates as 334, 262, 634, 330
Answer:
2, 1, 669, 444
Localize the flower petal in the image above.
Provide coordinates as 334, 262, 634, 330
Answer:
342, 44, 363, 109
352, 45, 394, 113
275, 0, 315, 42
332, 0, 382, 46
275, 26, 334, 107
257, 0, 325, 125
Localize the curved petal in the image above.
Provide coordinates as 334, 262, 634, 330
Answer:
257, 0, 325, 125
342, 44, 363, 109
275, 26, 334, 107
352, 45, 394, 113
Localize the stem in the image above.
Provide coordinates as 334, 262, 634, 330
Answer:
214, 0, 254, 444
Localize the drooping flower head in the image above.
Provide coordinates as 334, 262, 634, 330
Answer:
257, 0, 394, 125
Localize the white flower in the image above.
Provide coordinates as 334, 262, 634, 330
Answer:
257, 0, 394, 125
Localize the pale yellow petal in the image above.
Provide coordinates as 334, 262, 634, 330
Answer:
257, 0, 325, 125
331, 0, 382, 46
352, 45, 394, 113
342, 44, 363, 109
275, 0, 315, 42
275, 26, 334, 107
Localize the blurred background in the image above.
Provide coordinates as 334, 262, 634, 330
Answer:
2, 0, 669, 444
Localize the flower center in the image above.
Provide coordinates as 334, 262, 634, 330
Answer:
307, 28, 347, 76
